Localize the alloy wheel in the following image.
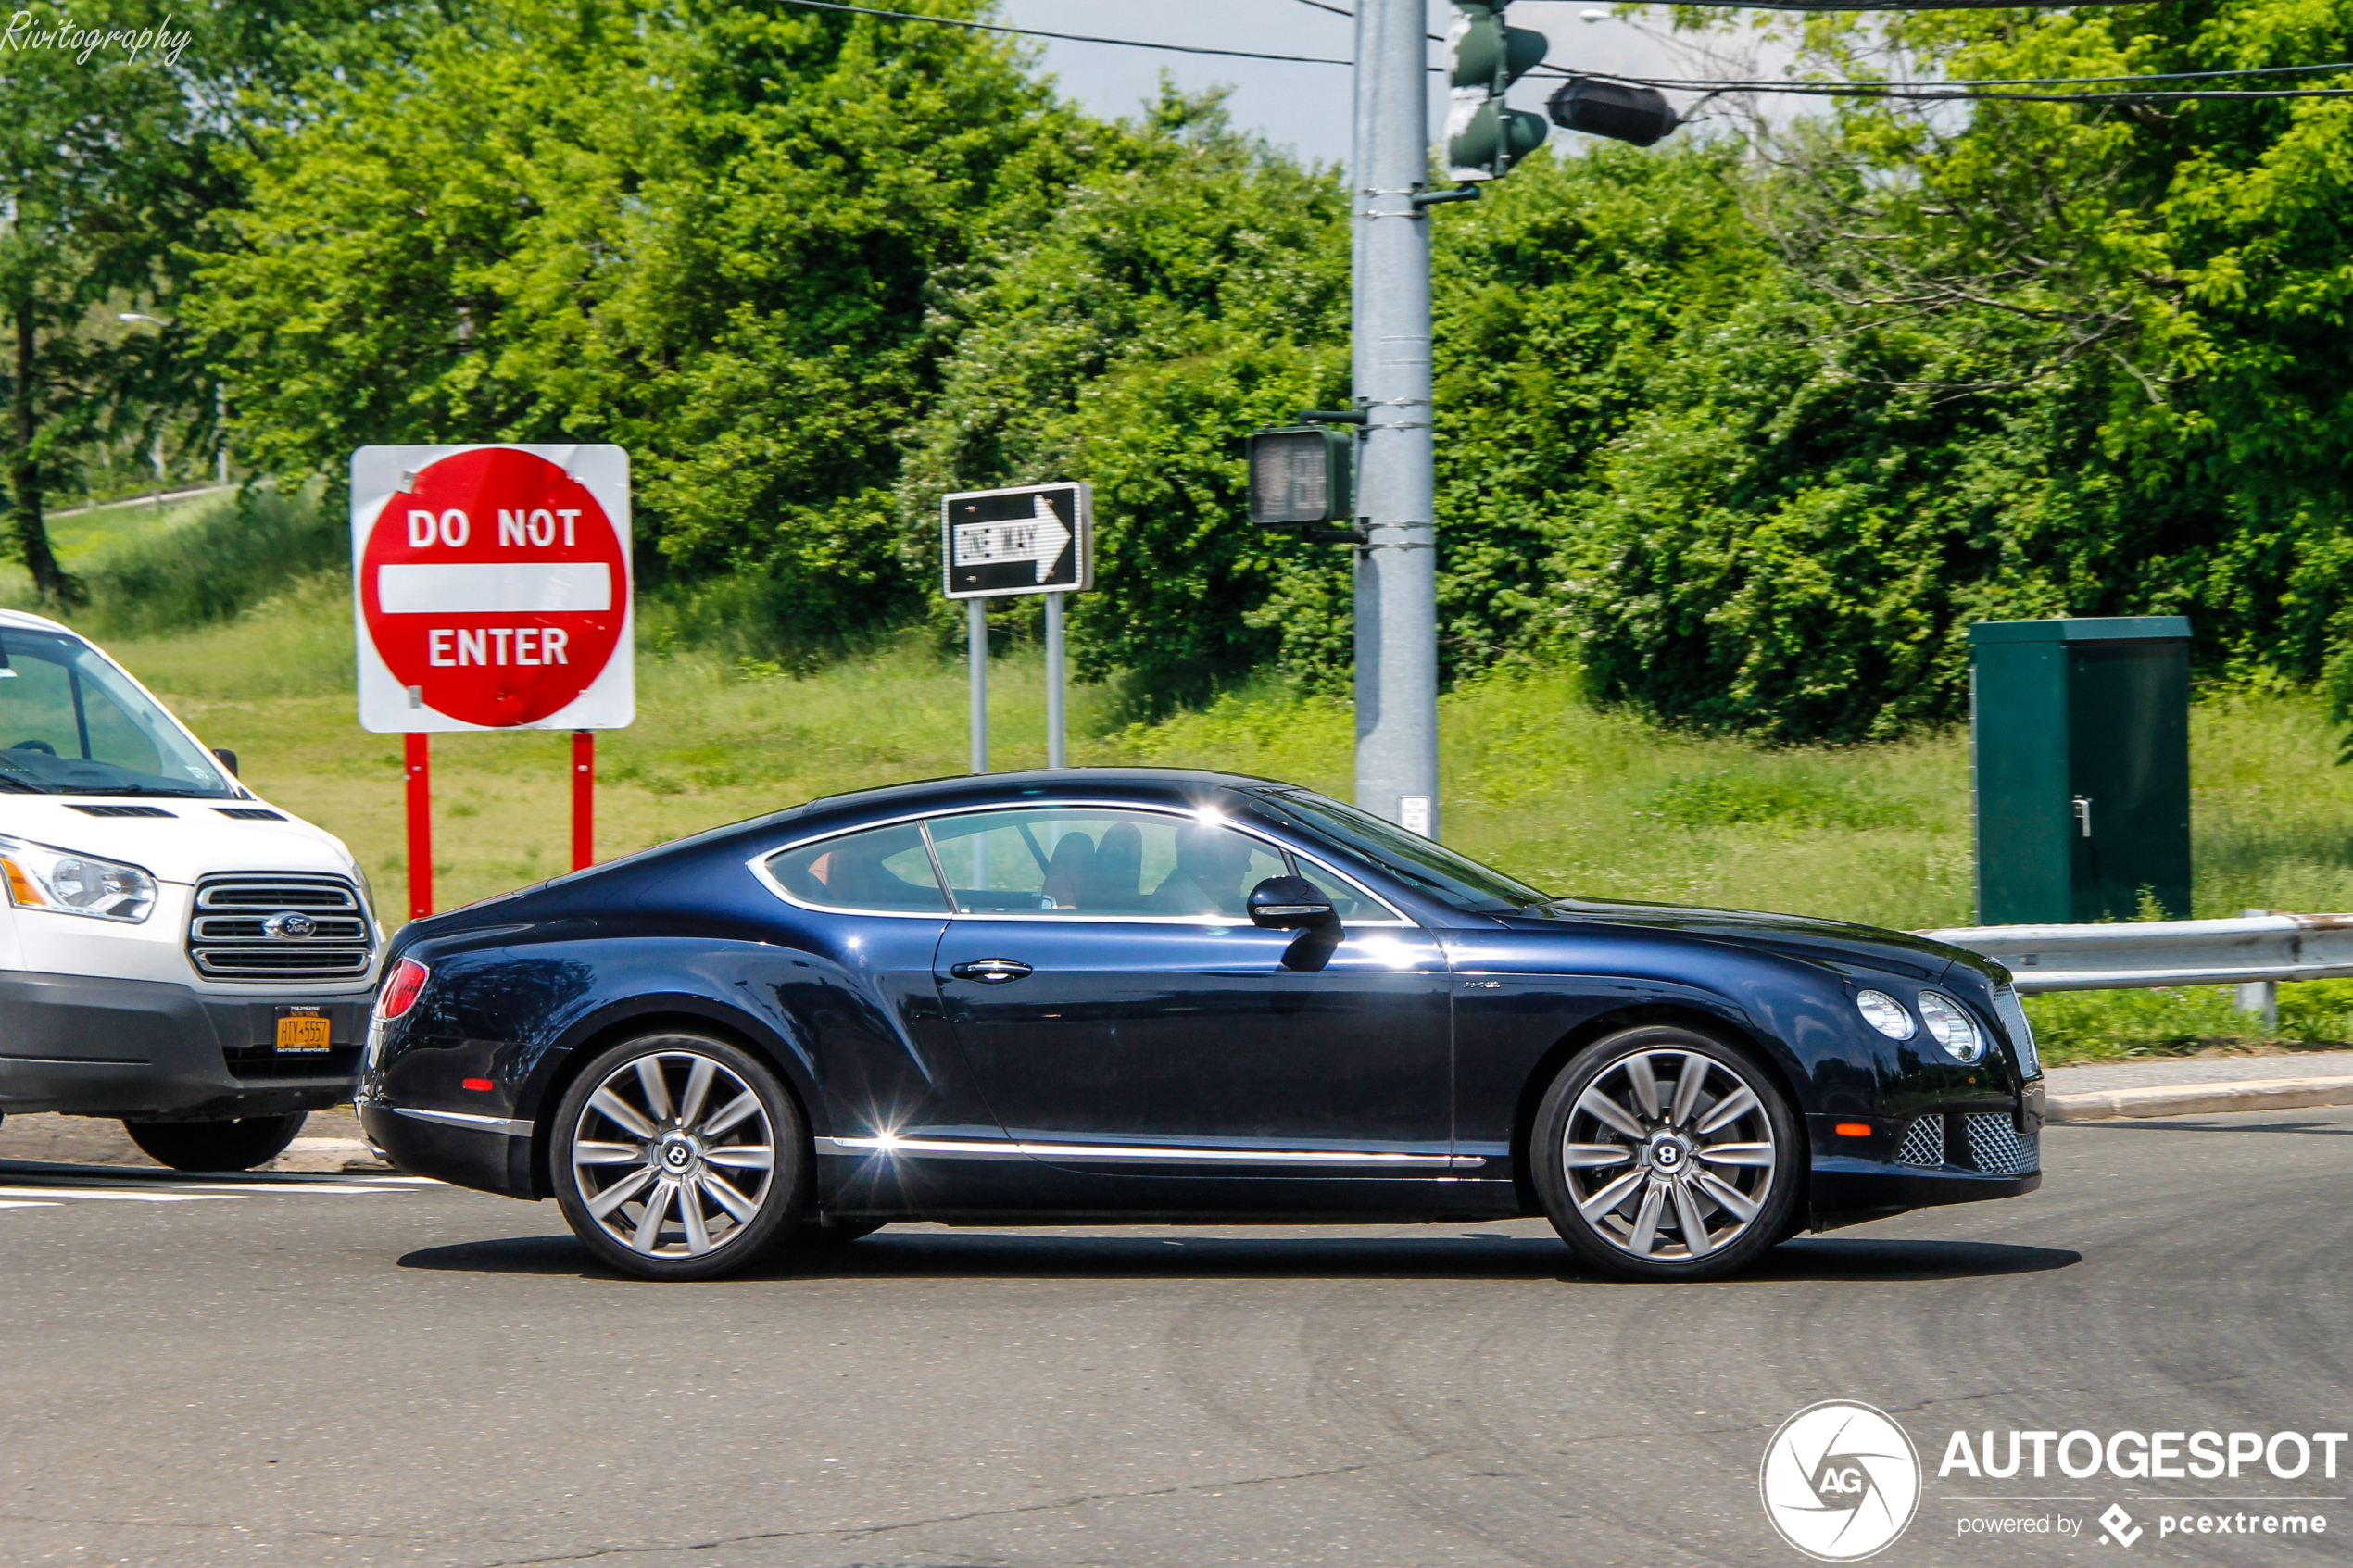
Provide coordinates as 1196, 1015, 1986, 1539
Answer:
1559, 1047, 1778, 1262
569, 1050, 777, 1261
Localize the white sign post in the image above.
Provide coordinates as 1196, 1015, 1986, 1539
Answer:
351, 444, 633, 916
942, 483, 1092, 772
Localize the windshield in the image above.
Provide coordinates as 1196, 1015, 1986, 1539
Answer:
1257, 790, 1551, 914
0, 630, 234, 797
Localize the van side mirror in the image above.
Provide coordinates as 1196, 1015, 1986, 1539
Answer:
212, 748, 239, 777
1248, 874, 1338, 930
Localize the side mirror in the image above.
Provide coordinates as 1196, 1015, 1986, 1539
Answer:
212, 748, 239, 777
1248, 874, 1338, 930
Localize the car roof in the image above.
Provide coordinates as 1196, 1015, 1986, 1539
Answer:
0, 608, 77, 635
795, 767, 1290, 826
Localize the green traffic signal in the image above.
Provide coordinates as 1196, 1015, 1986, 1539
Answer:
1447, 101, 1552, 179
1448, 6, 1547, 90
1445, 1, 1550, 182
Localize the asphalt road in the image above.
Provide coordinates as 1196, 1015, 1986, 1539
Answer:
0, 1108, 2346, 1568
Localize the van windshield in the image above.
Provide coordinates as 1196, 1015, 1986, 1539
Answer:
0, 630, 234, 797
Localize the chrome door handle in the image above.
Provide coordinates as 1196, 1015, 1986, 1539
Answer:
950, 959, 1032, 984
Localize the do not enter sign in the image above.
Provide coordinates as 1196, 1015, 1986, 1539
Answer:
351, 445, 633, 732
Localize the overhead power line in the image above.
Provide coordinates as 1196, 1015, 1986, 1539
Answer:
1572, 67, 2353, 103
767, 0, 2353, 106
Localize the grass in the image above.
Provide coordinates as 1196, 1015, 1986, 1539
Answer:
29, 503, 2353, 1066
2018, 982, 2353, 1064
0, 488, 235, 606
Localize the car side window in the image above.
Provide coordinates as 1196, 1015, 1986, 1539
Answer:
924, 808, 1288, 920
1290, 868, 1397, 922
766, 822, 949, 913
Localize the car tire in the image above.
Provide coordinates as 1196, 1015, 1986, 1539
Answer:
1531, 1024, 1800, 1282
551, 1031, 808, 1282
122, 1112, 308, 1172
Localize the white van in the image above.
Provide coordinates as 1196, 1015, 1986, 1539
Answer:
0, 608, 382, 1170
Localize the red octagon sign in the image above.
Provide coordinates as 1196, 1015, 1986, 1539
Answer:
358, 447, 628, 728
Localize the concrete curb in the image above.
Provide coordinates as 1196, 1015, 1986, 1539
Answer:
2047, 1075, 2353, 1123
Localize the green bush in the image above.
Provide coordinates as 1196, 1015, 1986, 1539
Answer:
69, 486, 342, 638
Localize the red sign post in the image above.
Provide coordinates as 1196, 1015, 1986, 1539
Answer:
352, 445, 632, 918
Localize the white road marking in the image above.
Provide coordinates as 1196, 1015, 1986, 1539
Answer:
0, 1166, 439, 1220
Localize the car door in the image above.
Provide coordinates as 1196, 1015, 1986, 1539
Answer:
925, 805, 1455, 1181
752, 820, 1028, 1211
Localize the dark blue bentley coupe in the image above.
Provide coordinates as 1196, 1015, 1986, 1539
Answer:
357, 769, 2044, 1281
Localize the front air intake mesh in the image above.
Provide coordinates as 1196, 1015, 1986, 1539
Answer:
1895, 1117, 1944, 1168
1962, 1112, 2040, 1175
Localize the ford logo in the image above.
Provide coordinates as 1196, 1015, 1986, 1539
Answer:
263, 911, 319, 939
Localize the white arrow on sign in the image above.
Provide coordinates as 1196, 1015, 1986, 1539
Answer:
952, 495, 1073, 583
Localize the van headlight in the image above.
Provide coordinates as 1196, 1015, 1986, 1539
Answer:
0, 837, 158, 922
1916, 991, 1985, 1063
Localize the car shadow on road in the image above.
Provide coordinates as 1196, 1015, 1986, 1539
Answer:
396, 1229, 2078, 1286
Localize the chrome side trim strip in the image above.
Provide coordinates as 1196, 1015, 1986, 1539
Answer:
385, 1105, 534, 1138
816, 1134, 1482, 1169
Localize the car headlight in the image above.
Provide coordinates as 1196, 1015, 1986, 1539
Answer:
0, 837, 157, 922
1855, 989, 1915, 1039
1916, 991, 1984, 1062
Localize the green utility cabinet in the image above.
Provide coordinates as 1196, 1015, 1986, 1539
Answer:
1969, 617, 2193, 925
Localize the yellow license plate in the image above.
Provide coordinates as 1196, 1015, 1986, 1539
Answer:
275, 1014, 333, 1052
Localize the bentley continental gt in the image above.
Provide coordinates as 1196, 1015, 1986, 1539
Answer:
356, 770, 2044, 1281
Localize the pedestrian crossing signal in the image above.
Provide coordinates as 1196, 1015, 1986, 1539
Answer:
1248, 427, 1353, 528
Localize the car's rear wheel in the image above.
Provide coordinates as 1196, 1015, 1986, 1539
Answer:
1532, 1025, 1799, 1282
551, 1032, 807, 1281
123, 1112, 308, 1172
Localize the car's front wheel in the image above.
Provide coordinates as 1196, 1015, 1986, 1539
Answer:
550, 1032, 807, 1281
1532, 1025, 1799, 1282
123, 1112, 308, 1172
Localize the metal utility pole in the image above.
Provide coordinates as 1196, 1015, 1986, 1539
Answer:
968, 598, 989, 773
1043, 592, 1067, 768
1351, 0, 1441, 839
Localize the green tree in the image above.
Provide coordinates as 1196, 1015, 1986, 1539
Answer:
0, 1, 216, 603
192, 0, 1088, 641
1558, 0, 2353, 738
901, 85, 1353, 708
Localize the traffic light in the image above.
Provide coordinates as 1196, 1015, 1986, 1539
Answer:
1248, 426, 1353, 529
1547, 75, 1680, 148
1446, 1, 1550, 182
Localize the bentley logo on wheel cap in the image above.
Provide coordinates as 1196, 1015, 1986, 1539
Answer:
262, 911, 319, 939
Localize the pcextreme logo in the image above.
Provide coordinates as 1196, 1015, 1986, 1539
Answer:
1759, 1400, 1924, 1561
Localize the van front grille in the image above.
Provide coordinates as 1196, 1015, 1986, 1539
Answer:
187, 873, 375, 983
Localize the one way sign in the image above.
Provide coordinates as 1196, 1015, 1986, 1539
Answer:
942, 483, 1092, 599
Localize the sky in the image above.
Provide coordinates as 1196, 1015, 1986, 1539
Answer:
991, 1, 1791, 169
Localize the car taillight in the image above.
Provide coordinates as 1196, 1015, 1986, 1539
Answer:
376, 957, 430, 1021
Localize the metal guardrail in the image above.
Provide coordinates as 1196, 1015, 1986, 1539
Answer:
1919, 911, 2353, 996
